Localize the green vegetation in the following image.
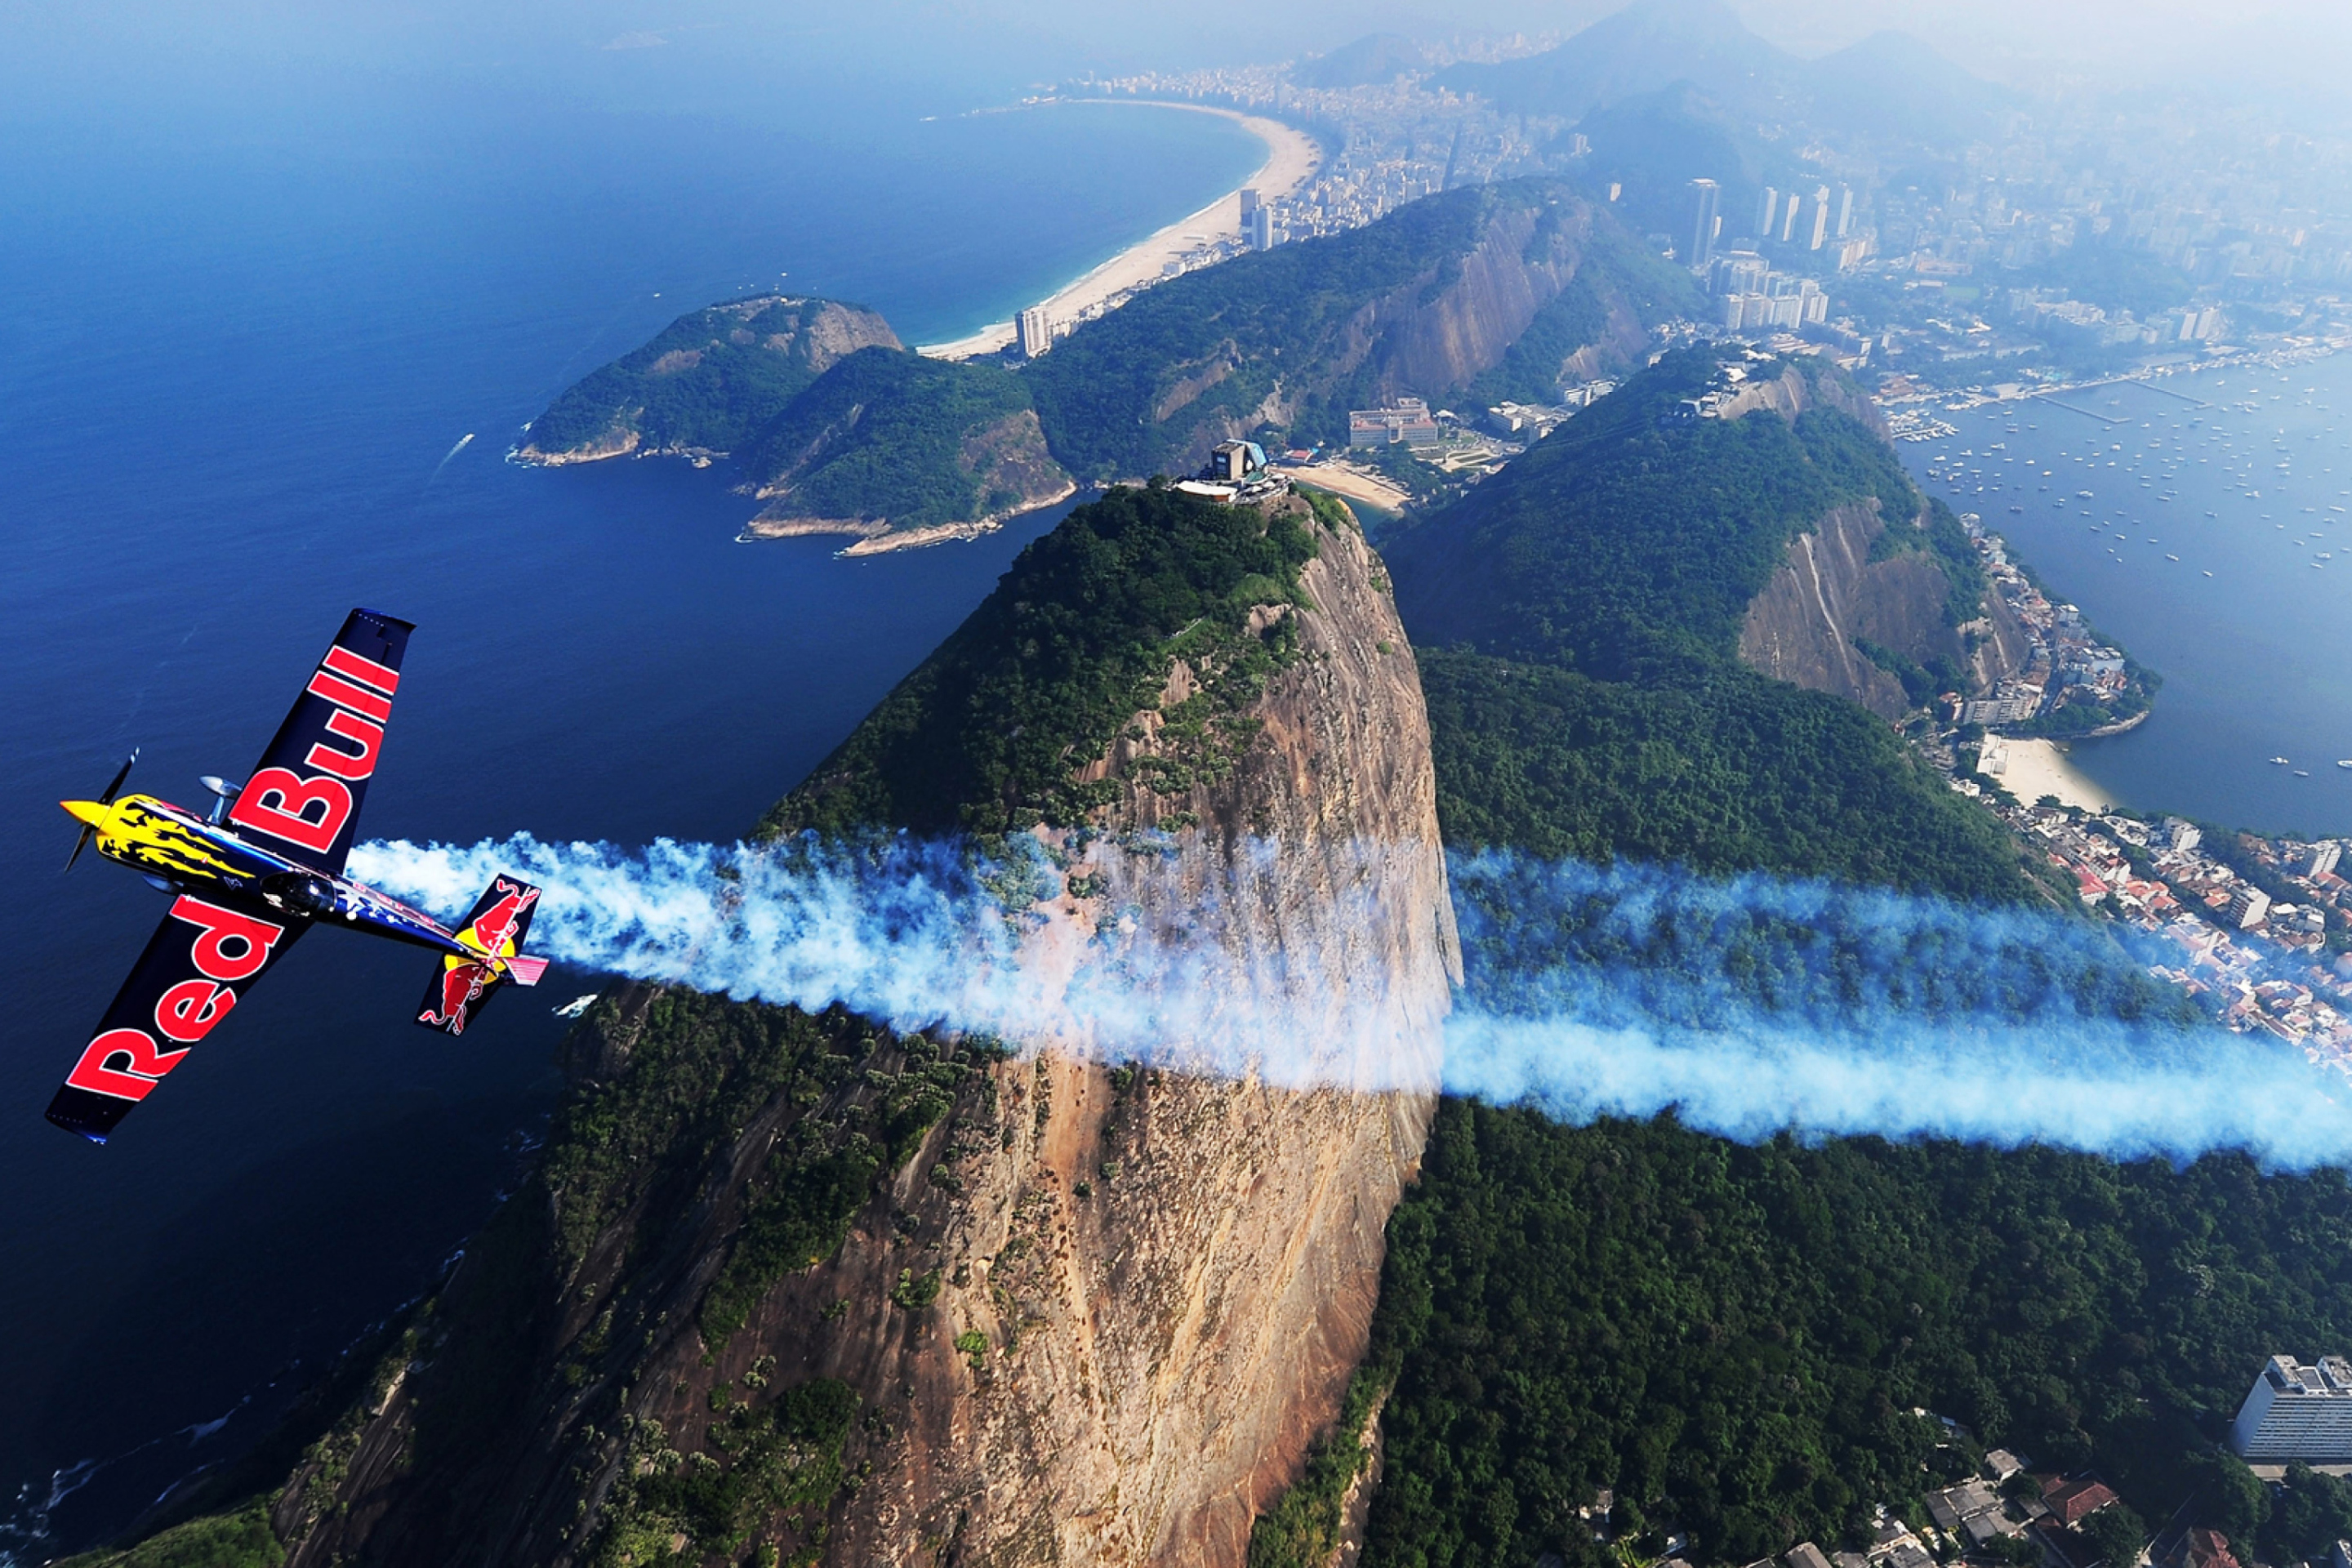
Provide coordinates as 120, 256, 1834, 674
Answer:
53, 1504, 284, 1568
699, 1028, 973, 1345
764, 485, 1321, 836
1026, 180, 1698, 479
2014, 657, 2162, 739
1390, 350, 1918, 682
1869, 496, 1989, 629
1420, 652, 2042, 904
529, 296, 882, 457
1457, 221, 1689, 411
1359, 1107, 2352, 1568
1384, 346, 2039, 905
595, 1379, 858, 1566
1298, 342, 2311, 1568
746, 348, 1062, 530
1246, 1368, 1389, 1568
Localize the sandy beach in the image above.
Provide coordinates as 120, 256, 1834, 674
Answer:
1978, 736, 2119, 811
1291, 461, 1412, 514
920, 101, 1321, 361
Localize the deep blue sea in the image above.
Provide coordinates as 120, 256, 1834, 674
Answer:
0, 73, 1258, 1556
1896, 358, 2352, 836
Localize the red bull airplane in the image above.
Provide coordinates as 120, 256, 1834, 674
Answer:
51, 608, 550, 1142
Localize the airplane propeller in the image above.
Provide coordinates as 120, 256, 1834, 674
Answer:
64, 749, 139, 873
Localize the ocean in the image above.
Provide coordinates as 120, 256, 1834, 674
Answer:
1895, 355, 2352, 837
0, 71, 1259, 1557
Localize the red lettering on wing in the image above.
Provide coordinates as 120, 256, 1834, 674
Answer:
168, 895, 287, 980
322, 644, 400, 695
305, 670, 393, 723
305, 708, 384, 782
65, 1028, 188, 1102
228, 768, 353, 853
154, 978, 238, 1043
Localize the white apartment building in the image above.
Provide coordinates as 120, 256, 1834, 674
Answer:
2232, 1356, 2352, 1460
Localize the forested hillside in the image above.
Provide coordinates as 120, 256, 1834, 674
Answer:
1251, 348, 2336, 1568
1023, 177, 1699, 479
1382, 346, 2043, 905
1356, 1111, 2352, 1568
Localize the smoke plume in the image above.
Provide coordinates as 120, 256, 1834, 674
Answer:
347, 834, 2352, 1168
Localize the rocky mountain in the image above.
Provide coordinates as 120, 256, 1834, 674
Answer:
517, 182, 1688, 549
1290, 32, 1432, 89
735, 348, 1074, 555
1434, 0, 2003, 153
519, 296, 900, 465
1739, 497, 2029, 719
1027, 178, 1697, 480
145, 488, 1456, 1567
1386, 347, 2047, 902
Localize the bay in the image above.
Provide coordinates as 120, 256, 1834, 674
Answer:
1896, 354, 2352, 837
0, 75, 1258, 1557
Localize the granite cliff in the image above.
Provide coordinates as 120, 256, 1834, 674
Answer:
1025, 178, 1697, 481
1737, 498, 2029, 719
240, 491, 1454, 1567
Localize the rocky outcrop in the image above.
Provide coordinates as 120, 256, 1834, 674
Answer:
1738, 499, 2020, 719
742, 406, 1076, 550
265, 502, 1454, 1567
518, 296, 901, 465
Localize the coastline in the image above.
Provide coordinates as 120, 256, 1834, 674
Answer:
737, 477, 1082, 555
918, 101, 1321, 362
1978, 735, 2119, 812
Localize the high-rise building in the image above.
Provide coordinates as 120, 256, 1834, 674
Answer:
1757, 188, 1780, 238
1810, 185, 1832, 251
2233, 1356, 2352, 1460
1708, 250, 1768, 297
1689, 179, 1720, 270
2310, 842, 2341, 878
1837, 185, 1855, 238
1247, 205, 1276, 252
1240, 188, 1261, 222
1781, 195, 1801, 245
1018, 307, 1054, 359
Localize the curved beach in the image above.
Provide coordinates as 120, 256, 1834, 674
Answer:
920, 100, 1321, 361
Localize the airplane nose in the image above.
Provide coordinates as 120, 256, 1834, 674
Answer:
60, 800, 105, 827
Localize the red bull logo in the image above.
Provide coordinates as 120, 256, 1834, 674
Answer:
465, 879, 539, 957
420, 957, 493, 1035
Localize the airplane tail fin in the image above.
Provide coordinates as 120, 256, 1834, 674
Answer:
414, 875, 544, 1037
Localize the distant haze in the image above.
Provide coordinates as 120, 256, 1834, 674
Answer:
8, 0, 2345, 118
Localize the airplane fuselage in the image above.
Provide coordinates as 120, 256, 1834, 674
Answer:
61, 792, 480, 960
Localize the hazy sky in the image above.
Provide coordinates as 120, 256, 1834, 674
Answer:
5, 0, 2347, 123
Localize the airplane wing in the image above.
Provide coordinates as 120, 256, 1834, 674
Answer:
47, 894, 308, 1141
225, 608, 413, 875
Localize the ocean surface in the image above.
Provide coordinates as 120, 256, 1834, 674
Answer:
0, 78, 1258, 1557
1895, 354, 2352, 837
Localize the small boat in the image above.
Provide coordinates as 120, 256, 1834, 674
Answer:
2203, 570, 2215, 577
2296, 770, 2312, 777
2336, 760, 2352, 769
2271, 756, 2291, 765
2167, 554, 2180, 561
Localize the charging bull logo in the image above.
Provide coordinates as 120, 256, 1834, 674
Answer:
464, 879, 538, 958
418, 880, 540, 1036
421, 956, 494, 1035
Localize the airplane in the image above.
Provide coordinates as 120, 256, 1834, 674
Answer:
50, 608, 550, 1143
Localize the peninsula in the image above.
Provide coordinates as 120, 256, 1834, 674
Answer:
917, 102, 1322, 362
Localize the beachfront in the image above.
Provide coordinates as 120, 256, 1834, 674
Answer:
920, 101, 1321, 361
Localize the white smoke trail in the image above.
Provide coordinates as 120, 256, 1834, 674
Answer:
346, 834, 2352, 1168
348, 831, 1439, 1091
